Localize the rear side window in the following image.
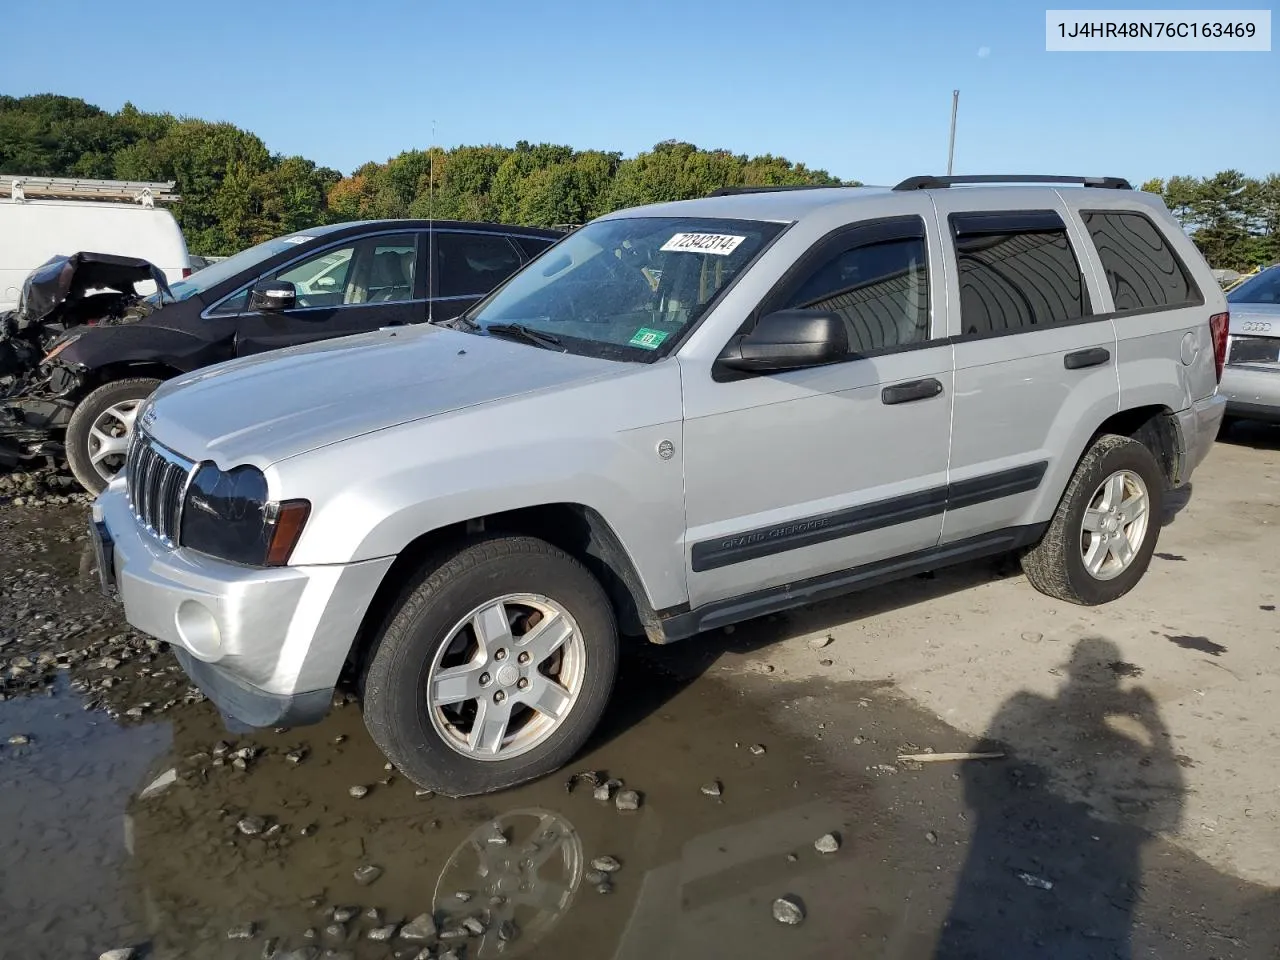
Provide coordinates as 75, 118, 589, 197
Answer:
1081, 211, 1200, 312
436, 232, 523, 298
951, 211, 1091, 336
778, 219, 930, 354
515, 235, 556, 259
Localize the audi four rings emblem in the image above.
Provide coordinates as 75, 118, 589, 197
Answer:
1242, 321, 1272, 332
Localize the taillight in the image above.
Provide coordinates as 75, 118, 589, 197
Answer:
1209, 312, 1229, 383
181, 267, 193, 279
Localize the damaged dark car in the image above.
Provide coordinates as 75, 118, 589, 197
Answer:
1, 251, 169, 471
0, 219, 562, 493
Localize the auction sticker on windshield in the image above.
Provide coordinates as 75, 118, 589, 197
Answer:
660, 233, 746, 256
629, 327, 670, 350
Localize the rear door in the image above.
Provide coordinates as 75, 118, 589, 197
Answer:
234, 231, 422, 356
934, 194, 1118, 545
428, 230, 526, 322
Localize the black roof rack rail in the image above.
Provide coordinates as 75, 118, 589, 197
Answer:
707, 184, 848, 197
893, 174, 1132, 192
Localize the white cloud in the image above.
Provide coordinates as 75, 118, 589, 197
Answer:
977, 45, 991, 58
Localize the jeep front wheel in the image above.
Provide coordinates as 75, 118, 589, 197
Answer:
1021, 433, 1165, 605
362, 536, 618, 797
65, 377, 163, 495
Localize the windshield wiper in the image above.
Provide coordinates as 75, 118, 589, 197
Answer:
431, 312, 479, 330
484, 322, 564, 350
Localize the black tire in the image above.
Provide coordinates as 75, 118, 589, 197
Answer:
362, 536, 618, 797
65, 377, 163, 495
1021, 434, 1165, 606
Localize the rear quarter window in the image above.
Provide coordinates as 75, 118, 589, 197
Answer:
1080, 211, 1202, 312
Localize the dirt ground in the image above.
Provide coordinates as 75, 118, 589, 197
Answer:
1, 424, 1277, 959
718, 421, 1280, 889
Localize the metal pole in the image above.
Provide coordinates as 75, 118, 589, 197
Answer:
947, 90, 959, 175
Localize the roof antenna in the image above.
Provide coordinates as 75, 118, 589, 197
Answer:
428, 119, 436, 324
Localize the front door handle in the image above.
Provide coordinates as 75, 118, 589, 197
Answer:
881, 378, 944, 405
1064, 347, 1111, 370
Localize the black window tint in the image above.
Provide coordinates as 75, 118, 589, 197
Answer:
781, 236, 930, 354
515, 236, 556, 259
436, 233, 523, 298
1082, 211, 1199, 311
208, 288, 249, 316
952, 212, 1090, 336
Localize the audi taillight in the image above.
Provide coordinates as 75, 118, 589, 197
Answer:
1209, 312, 1229, 383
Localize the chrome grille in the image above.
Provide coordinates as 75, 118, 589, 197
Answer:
125, 430, 195, 546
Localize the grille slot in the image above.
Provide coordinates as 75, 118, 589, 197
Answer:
125, 430, 195, 546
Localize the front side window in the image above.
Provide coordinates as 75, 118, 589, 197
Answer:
276, 246, 356, 304
212, 233, 418, 313
466, 217, 785, 361
1082, 211, 1199, 311
779, 228, 929, 354
952, 211, 1091, 336
437, 233, 523, 298
172, 227, 349, 309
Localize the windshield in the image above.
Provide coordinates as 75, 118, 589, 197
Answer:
1227, 266, 1280, 305
466, 216, 785, 360
151, 232, 331, 304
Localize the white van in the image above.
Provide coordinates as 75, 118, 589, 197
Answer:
0, 176, 191, 311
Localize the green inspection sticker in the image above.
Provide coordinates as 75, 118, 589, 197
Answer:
629, 327, 669, 350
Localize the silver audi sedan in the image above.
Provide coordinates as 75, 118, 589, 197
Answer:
1220, 264, 1280, 429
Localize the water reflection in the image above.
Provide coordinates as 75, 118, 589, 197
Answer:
433, 809, 583, 957
111, 660, 865, 960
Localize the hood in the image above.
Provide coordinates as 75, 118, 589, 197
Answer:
18, 251, 171, 328
144, 324, 625, 467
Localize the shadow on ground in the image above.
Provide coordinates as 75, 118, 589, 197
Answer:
1217, 418, 1280, 451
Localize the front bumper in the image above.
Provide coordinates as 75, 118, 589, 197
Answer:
1219, 364, 1280, 424
92, 482, 394, 727
1173, 392, 1226, 484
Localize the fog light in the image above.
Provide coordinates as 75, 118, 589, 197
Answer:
175, 600, 222, 660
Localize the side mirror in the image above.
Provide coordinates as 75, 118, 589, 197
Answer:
249, 280, 296, 312
716, 309, 848, 373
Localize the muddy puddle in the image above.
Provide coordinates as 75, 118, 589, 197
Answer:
4, 500, 1280, 960
4, 643, 905, 960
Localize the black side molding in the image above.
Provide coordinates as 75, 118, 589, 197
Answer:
664, 524, 1048, 641
690, 461, 1048, 572
1064, 347, 1111, 370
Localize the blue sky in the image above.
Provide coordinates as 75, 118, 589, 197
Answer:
3, 0, 1276, 184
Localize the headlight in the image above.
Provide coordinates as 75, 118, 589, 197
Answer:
179, 463, 310, 566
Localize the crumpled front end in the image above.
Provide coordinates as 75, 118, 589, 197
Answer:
0, 251, 166, 465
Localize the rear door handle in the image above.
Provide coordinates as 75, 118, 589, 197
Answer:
881, 378, 944, 405
1064, 347, 1111, 370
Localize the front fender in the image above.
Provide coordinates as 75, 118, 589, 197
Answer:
53, 322, 231, 375
269, 365, 690, 612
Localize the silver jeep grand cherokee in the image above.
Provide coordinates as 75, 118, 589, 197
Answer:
90, 175, 1228, 796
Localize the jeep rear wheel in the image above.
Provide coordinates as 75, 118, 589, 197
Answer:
362, 536, 618, 796
65, 377, 163, 495
1022, 434, 1165, 605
